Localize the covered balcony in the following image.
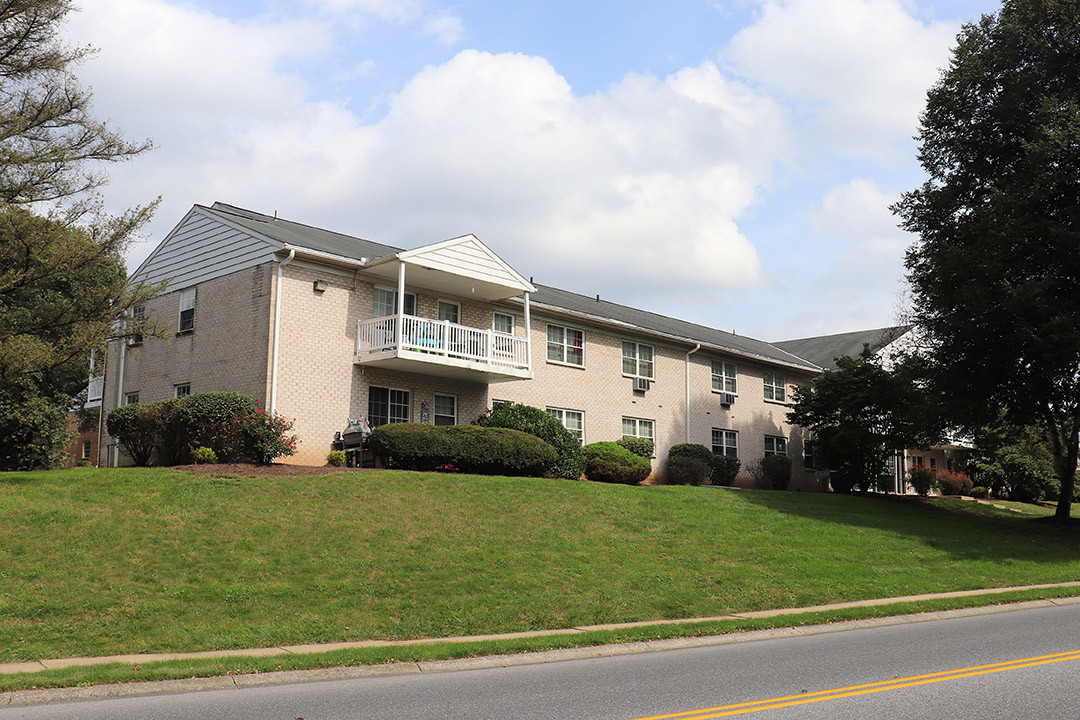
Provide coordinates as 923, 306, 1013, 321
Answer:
354, 234, 535, 383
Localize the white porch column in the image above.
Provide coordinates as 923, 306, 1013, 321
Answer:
523, 291, 532, 371
396, 260, 406, 350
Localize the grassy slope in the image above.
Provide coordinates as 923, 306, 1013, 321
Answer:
2, 467, 1079, 663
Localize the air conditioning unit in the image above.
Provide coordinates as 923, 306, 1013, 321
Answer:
633, 377, 651, 392
719, 393, 735, 406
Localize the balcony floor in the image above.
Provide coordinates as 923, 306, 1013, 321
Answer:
355, 347, 532, 383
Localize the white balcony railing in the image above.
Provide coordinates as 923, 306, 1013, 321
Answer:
357, 315, 530, 372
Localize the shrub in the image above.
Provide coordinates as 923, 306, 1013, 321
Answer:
77, 460, 92, 468
173, 392, 257, 462
0, 394, 71, 471
582, 442, 651, 484
617, 437, 654, 459
192, 446, 218, 464
476, 403, 585, 479
935, 469, 973, 496
667, 455, 710, 485
326, 450, 345, 467
710, 455, 741, 486
241, 408, 298, 464
368, 423, 451, 471
668, 443, 713, 464
971, 485, 989, 499
828, 471, 857, 494
908, 466, 937, 497
749, 455, 793, 490
443, 425, 557, 476
107, 402, 166, 466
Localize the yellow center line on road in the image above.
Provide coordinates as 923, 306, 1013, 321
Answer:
625, 649, 1080, 720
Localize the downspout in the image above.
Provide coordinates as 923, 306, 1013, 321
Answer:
269, 248, 296, 414
112, 337, 126, 467
523, 291, 532, 371
94, 348, 103, 468
685, 343, 702, 444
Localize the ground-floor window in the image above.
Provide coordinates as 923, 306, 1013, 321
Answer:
174, 383, 191, 399
369, 386, 410, 426
764, 435, 787, 457
622, 417, 655, 441
711, 428, 738, 457
82, 441, 91, 460
547, 407, 585, 445
434, 393, 457, 426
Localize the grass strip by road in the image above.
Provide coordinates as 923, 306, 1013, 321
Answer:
3, 585, 1080, 693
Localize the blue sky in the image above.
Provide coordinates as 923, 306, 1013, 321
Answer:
67, 0, 1001, 340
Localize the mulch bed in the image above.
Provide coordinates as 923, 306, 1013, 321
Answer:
172, 463, 363, 477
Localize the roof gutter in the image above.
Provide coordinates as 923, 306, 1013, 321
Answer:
685, 343, 701, 444
269, 248, 295, 414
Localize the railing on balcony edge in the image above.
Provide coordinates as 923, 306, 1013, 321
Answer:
357, 315, 530, 371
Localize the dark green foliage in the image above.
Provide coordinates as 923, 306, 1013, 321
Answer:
668, 443, 713, 464
106, 402, 165, 466
174, 393, 256, 462
326, 450, 345, 467
239, 408, 297, 464
788, 349, 934, 493
617, 437, 654, 459
476, 403, 584, 479
582, 442, 651, 485
972, 418, 1059, 503
667, 456, 710, 486
367, 422, 556, 477
0, 393, 70, 470
971, 486, 989, 499
908, 467, 937, 497
710, 455, 741, 486
895, 0, 1080, 520
761, 455, 793, 491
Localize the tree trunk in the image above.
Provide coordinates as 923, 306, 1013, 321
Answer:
1048, 416, 1078, 522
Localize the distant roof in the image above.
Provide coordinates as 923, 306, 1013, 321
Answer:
773, 326, 911, 370
201, 202, 820, 372
203, 202, 402, 262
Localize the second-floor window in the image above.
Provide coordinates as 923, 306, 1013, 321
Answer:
711, 360, 737, 393
763, 372, 786, 402
369, 386, 410, 426
493, 312, 515, 334
764, 435, 787, 457
547, 407, 584, 446
622, 417, 655, 441
437, 300, 460, 324
178, 288, 196, 333
125, 391, 139, 405
373, 287, 416, 317
130, 305, 145, 344
547, 324, 584, 366
622, 342, 654, 379
175, 384, 191, 399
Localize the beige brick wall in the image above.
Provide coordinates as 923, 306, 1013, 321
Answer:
100, 263, 275, 465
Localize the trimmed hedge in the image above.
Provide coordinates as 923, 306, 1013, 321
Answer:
711, 455, 740, 486
617, 437, 654, 459
761, 455, 793, 490
667, 455, 710, 486
367, 422, 557, 477
476, 403, 585, 479
174, 392, 256, 462
667, 443, 739, 486
582, 442, 651, 485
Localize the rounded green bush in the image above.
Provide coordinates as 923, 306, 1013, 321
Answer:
367, 423, 450, 471
970, 485, 989, 498
326, 450, 346, 467
617, 437, 654, 459
476, 403, 584, 479
192, 446, 218, 464
710, 455, 740, 486
582, 442, 651, 485
667, 455, 710, 485
907, 467, 936, 496
443, 425, 557, 476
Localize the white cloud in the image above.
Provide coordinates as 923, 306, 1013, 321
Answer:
69, 2, 795, 310
304, 0, 463, 43
334, 59, 377, 81
423, 14, 463, 44
727, 0, 958, 160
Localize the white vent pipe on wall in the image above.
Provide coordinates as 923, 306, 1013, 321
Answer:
685, 343, 701, 444
269, 248, 296, 414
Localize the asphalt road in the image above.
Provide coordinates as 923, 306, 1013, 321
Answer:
4, 602, 1080, 719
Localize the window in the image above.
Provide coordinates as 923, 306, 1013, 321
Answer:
373, 287, 416, 317
368, 386, 410, 426
915, 456, 924, 467
763, 372, 786, 402
929, 457, 937, 471
711, 360, 737, 393
711, 428, 738, 458
764, 435, 787, 457
129, 305, 145, 345
437, 300, 460, 324
174, 383, 191, 399
82, 441, 92, 460
125, 392, 139, 405
804, 436, 818, 471
547, 324, 584, 366
433, 393, 457, 426
547, 407, 585, 446
178, 288, 196, 333
622, 341, 654, 379
622, 417, 655, 441
493, 312, 515, 335
491, 399, 511, 409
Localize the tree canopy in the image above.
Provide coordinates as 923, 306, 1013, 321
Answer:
894, 0, 1080, 519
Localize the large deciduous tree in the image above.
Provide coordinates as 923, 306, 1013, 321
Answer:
0, 0, 156, 470
895, 0, 1080, 520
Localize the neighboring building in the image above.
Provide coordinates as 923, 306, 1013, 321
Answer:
99, 202, 825, 489
774, 326, 971, 492
64, 352, 104, 468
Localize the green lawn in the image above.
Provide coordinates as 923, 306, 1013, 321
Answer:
2, 467, 1079, 664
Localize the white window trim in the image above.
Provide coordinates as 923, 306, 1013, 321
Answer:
711, 428, 738, 457
764, 435, 788, 457
369, 385, 411, 425
174, 383, 191, 399
621, 341, 655, 379
493, 311, 515, 335
546, 323, 586, 368
711, 359, 738, 395
373, 285, 416, 318
763, 372, 788, 403
433, 392, 457, 426
622, 416, 655, 441
125, 392, 139, 406
547, 407, 585, 446
437, 299, 461, 324
178, 288, 196, 333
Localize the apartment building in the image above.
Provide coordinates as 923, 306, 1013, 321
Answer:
100, 202, 825, 489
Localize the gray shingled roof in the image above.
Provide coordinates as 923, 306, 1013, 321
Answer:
202, 202, 820, 372
773, 326, 911, 370
203, 202, 401, 262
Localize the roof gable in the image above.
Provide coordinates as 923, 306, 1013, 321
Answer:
396, 234, 536, 294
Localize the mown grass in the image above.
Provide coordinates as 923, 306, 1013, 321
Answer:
2, 467, 1080, 666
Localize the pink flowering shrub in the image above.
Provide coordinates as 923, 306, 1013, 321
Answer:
242, 404, 298, 464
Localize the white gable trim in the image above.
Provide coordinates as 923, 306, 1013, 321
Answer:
396, 234, 536, 293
